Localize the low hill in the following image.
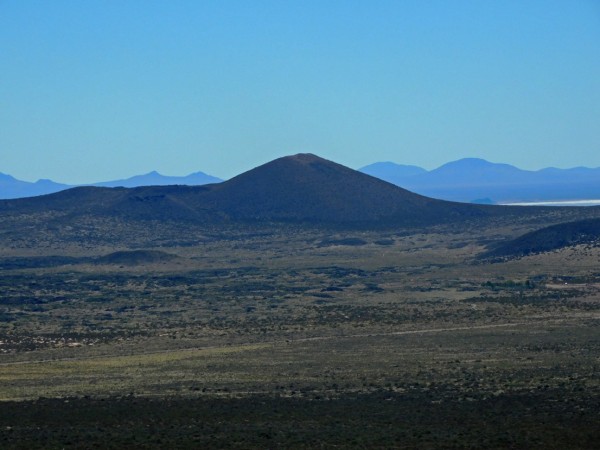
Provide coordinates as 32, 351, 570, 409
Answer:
484, 218, 600, 258
96, 250, 178, 266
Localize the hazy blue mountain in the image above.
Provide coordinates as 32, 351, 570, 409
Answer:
0, 171, 223, 199
425, 158, 528, 184
93, 171, 222, 188
359, 158, 600, 204
0, 172, 71, 199
359, 162, 427, 185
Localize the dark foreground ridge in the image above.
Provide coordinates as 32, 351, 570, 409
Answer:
0, 153, 536, 229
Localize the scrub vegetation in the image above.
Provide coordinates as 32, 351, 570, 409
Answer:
1, 220, 599, 448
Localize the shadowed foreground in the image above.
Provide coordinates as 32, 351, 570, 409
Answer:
1, 388, 599, 449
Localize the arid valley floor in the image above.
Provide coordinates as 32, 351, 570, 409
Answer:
0, 214, 599, 448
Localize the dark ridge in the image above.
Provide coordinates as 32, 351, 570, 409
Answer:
96, 250, 179, 266
483, 218, 600, 259
0, 184, 215, 222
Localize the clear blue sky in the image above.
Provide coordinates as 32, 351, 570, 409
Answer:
1, 1, 599, 183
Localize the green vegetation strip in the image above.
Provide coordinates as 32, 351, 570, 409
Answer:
0, 343, 271, 401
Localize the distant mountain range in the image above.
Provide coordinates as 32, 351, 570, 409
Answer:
2, 154, 599, 254
1, 154, 523, 231
0, 173, 71, 200
2, 157, 600, 204
359, 158, 600, 204
0, 171, 222, 200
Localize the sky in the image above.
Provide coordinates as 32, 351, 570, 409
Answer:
1, 1, 599, 183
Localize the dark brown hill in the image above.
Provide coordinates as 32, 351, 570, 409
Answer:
0, 184, 212, 222
193, 153, 495, 225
